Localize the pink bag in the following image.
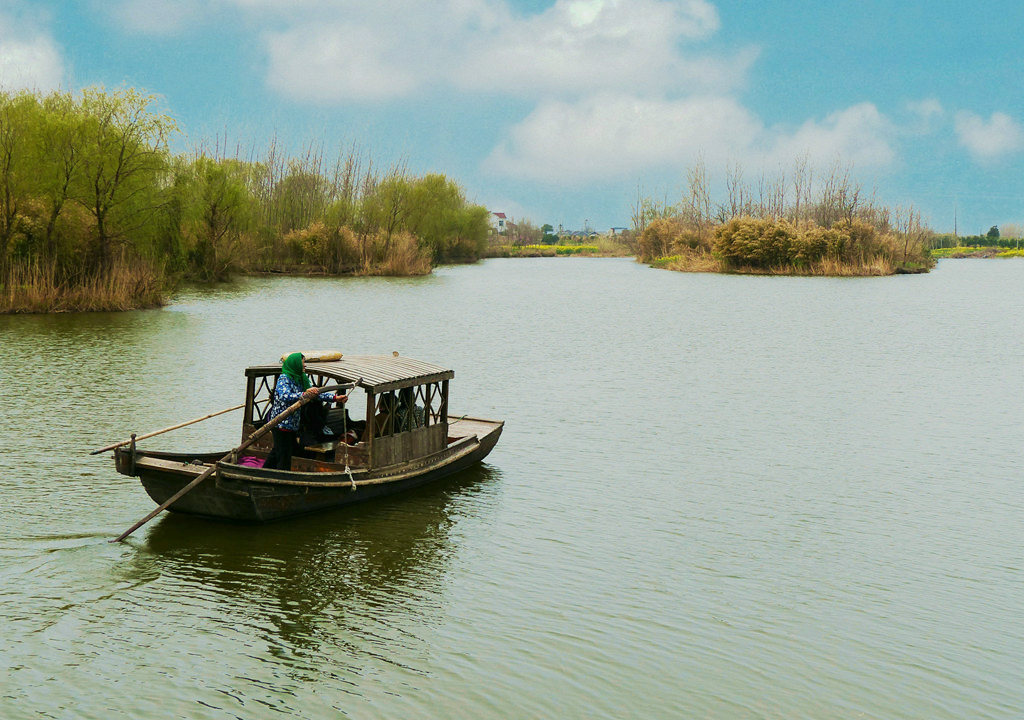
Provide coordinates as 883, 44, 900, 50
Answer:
238, 456, 266, 468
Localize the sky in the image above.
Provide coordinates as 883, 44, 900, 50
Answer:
1, 0, 1022, 233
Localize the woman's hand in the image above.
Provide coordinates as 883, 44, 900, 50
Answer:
335, 394, 348, 404
302, 387, 320, 399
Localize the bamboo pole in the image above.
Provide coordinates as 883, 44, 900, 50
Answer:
110, 382, 354, 543
90, 404, 245, 455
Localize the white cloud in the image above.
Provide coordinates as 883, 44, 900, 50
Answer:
0, 11, 63, 91
98, 0, 751, 102
451, 0, 738, 96
766, 103, 895, 169
485, 95, 895, 184
266, 23, 421, 102
954, 111, 1024, 162
260, 0, 742, 102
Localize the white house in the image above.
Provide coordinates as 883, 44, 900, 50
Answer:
491, 212, 507, 233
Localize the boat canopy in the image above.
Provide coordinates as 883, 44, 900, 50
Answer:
245, 354, 454, 393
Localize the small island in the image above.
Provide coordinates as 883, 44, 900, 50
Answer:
632, 161, 935, 276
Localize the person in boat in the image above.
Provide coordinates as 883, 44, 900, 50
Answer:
362, 393, 397, 440
265, 352, 347, 470
397, 387, 425, 431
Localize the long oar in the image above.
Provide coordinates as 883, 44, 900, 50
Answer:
90, 404, 244, 455
110, 383, 353, 543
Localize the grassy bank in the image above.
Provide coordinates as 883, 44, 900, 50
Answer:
932, 246, 1024, 258
484, 239, 630, 258
635, 160, 935, 276
0, 87, 491, 313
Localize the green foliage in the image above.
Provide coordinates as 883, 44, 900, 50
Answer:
930, 233, 1022, 250
1, 87, 494, 310
180, 157, 256, 280
75, 87, 175, 270
402, 174, 489, 261
987, 225, 1000, 239
539, 223, 559, 244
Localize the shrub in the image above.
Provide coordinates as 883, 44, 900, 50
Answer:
791, 225, 839, 266
638, 218, 684, 262
714, 217, 796, 269
359, 230, 431, 276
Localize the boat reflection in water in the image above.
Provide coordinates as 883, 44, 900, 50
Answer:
131, 464, 501, 669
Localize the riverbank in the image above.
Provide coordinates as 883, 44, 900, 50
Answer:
484, 242, 630, 258
0, 260, 165, 314
650, 249, 931, 276
0, 242, 638, 313
932, 246, 1024, 258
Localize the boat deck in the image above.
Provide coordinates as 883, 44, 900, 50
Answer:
447, 416, 502, 441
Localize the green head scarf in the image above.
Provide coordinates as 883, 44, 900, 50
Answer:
281, 352, 310, 390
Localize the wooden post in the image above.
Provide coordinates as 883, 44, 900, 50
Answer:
365, 391, 375, 468
242, 374, 255, 444
440, 380, 449, 424
425, 383, 432, 427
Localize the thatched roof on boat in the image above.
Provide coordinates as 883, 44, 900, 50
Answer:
246, 354, 454, 393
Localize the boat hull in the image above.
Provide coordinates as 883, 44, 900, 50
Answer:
119, 422, 502, 523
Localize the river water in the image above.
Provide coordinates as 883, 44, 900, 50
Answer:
0, 258, 1021, 719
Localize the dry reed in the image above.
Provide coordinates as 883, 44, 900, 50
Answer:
1, 259, 164, 313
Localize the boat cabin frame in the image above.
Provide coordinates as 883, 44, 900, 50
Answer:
242, 355, 454, 471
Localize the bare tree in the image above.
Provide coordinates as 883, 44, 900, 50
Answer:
681, 156, 712, 243
791, 154, 811, 228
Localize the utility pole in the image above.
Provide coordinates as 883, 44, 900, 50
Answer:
953, 200, 958, 245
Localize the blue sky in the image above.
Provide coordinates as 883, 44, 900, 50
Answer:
2, 0, 1022, 233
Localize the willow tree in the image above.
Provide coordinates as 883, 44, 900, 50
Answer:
182, 156, 256, 280
36, 91, 86, 264
403, 174, 489, 261
0, 91, 38, 272
75, 88, 176, 271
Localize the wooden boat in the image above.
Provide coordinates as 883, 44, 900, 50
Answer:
113, 354, 503, 522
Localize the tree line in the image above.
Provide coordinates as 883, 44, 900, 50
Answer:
0, 87, 491, 312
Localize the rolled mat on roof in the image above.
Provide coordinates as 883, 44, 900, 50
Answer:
279, 351, 344, 363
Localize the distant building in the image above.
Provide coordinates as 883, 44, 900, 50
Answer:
491, 212, 507, 233
609, 227, 628, 236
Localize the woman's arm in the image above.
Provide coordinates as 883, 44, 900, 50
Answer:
317, 391, 347, 403
275, 375, 305, 403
